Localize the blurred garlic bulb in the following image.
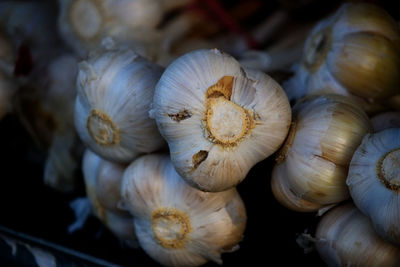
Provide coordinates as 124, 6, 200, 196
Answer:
82, 149, 137, 247
120, 154, 247, 267
151, 49, 291, 192
0, 31, 16, 119
371, 111, 400, 132
272, 94, 371, 210
347, 128, 400, 245
284, 3, 400, 106
316, 203, 400, 266
75, 49, 165, 163
57, 0, 167, 58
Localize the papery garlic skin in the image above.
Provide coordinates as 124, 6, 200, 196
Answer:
151, 49, 291, 192
75, 49, 165, 163
347, 128, 400, 245
316, 203, 400, 267
272, 94, 371, 207
120, 154, 247, 267
271, 164, 323, 212
284, 3, 400, 104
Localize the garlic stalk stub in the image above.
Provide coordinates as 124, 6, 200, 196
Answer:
347, 128, 400, 245
272, 94, 371, 209
151, 49, 291, 192
120, 154, 247, 267
316, 203, 400, 266
284, 3, 400, 104
75, 49, 165, 163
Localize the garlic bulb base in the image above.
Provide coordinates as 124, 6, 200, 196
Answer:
378, 148, 400, 192
151, 207, 191, 249
86, 109, 120, 146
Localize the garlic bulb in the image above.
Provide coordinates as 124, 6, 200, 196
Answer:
151, 49, 291, 192
371, 111, 400, 132
82, 149, 137, 247
74, 48, 165, 163
347, 128, 400, 245
315, 202, 400, 266
120, 154, 247, 267
57, 0, 165, 58
272, 94, 371, 208
284, 3, 400, 105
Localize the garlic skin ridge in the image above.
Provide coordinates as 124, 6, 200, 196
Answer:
75, 48, 165, 163
120, 154, 247, 267
151, 49, 291, 192
272, 94, 371, 207
315, 203, 400, 266
347, 128, 400, 245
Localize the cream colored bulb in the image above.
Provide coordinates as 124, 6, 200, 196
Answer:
272, 94, 371, 207
120, 154, 247, 267
151, 49, 291, 192
316, 203, 400, 266
74, 48, 165, 163
284, 3, 400, 107
347, 128, 400, 245
82, 149, 137, 247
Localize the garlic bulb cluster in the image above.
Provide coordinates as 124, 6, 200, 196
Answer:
74, 48, 165, 163
151, 49, 291, 192
315, 202, 400, 266
271, 94, 371, 211
347, 128, 400, 245
82, 149, 137, 247
284, 3, 400, 108
371, 111, 400, 132
120, 153, 247, 266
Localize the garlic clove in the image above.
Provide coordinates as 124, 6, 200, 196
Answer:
347, 128, 400, 245
74, 49, 165, 163
273, 94, 371, 206
120, 153, 247, 266
371, 111, 400, 132
316, 202, 400, 266
152, 49, 291, 192
271, 163, 323, 212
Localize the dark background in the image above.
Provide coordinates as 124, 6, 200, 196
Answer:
1, 0, 399, 266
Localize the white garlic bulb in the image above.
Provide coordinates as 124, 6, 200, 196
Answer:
371, 111, 400, 132
316, 202, 400, 266
151, 49, 291, 192
82, 149, 137, 247
284, 3, 400, 106
120, 153, 247, 267
57, 0, 165, 58
272, 94, 371, 209
75, 49, 165, 163
347, 128, 400, 245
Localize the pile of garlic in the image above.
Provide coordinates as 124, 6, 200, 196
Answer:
270, 2, 400, 266
1, 0, 400, 266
